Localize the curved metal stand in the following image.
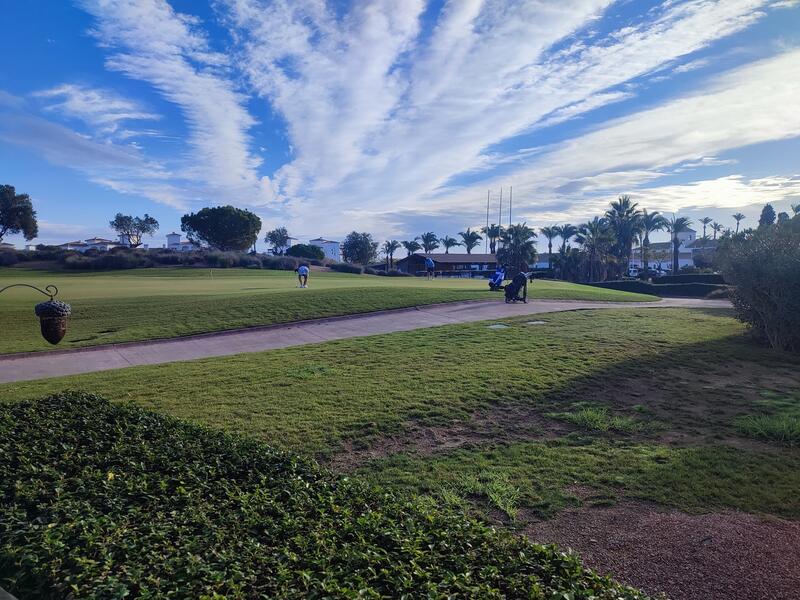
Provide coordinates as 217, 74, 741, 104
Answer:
0, 283, 59, 300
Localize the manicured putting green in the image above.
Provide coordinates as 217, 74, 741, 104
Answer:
0, 267, 655, 353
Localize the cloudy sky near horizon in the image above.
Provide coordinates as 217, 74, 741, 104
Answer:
1, 0, 799, 249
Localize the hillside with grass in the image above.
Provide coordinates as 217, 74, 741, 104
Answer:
0, 393, 649, 599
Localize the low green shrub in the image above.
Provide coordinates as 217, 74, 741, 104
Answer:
330, 262, 363, 274
379, 269, 412, 277
363, 267, 379, 275
0, 393, 648, 599
286, 244, 325, 260
652, 273, 724, 284
261, 255, 298, 270
590, 280, 727, 297
0, 251, 18, 267
717, 217, 800, 352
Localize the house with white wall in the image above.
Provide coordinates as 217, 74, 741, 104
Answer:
310, 238, 341, 261
165, 232, 195, 252
57, 237, 122, 252
630, 228, 698, 271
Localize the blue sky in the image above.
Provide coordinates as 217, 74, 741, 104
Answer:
1, 0, 799, 250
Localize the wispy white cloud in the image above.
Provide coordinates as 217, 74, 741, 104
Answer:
409, 47, 800, 228
219, 0, 778, 237
77, 0, 270, 202
34, 83, 160, 137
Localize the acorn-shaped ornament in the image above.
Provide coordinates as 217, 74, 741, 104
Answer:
34, 299, 72, 345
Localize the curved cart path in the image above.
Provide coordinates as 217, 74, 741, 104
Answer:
0, 298, 729, 383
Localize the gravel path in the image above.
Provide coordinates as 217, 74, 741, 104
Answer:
527, 502, 800, 600
0, 297, 729, 383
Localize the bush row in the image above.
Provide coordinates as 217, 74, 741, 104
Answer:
0, 393, 648, 599
652, 273, 725, 285
590, 280, 728, 297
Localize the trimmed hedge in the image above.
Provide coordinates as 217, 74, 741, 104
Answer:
0, 393, 649, 599
330, 262, 363, 274
591, 280, 727, 297
286, 244, 325, 260
652, 273, 724, 285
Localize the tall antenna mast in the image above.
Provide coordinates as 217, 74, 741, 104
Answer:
509, 186, 513, 228
498, 187, 503, 251
485, 190, 490, 254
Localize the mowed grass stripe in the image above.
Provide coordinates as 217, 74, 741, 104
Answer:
0, 267, 654, 353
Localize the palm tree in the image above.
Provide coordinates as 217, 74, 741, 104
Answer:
440, 235, 460, 254
605, 195, 642, 275
382, 240, 401, 269
711, 222, 723, 240
497, 223, 537, 272
640, 210, 667, 271
792, 203, 800, 216
666, 215, 693, 273
575, 217, 616, 282
481, 223, 503, 254
458, 228, 482, 254
401, 240, 422, 256
418, 232, 439, 253
555, 223, 578, 253
733, 213, 746, 233
539, 226, 559, 269
699, 217, 712, 241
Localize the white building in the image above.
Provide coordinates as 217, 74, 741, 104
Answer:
165, 232, 195, 252
630, 228, 699, 271
310, 238, 341, 261
57, 237, 121, 253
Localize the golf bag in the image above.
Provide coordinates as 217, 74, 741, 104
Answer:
504, 272, 528, 303
488, 267, 506, 291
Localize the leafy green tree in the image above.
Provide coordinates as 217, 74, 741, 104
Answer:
711, 222, 723, 240
181, 206, 261, 252
458, 228, 482, 254
418, 232, 439, 253
481, 223, 502, 254
576, 217, 615, 282
778, 212, 790, 224
640, 210, 667, 271
666, 215, 693, 273
440, 235, 460, 254
0, 184, 38, 243
497, 223, 537, 272
733, 212, 746, 233
109, 213, 159, 247
286, 244, 324, 260
342, 231, 378, 265
555, 223, 577, 253
759, 204, 776, 228
401, 240, 422, 256
382, 240, 401, 268
539, 226, 558, 269
265, 227, 290, 255
792, 203, 800, 216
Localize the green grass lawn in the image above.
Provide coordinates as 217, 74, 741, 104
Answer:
0, 267, 654, 353
2, 307, 798, 524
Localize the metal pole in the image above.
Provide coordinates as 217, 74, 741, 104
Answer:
0, 283, 59, 299
509, 186, 513, 228
485, 190, 490, 254
498, 187, 503, 251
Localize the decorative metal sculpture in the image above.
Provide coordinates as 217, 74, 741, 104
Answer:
0, 284, 71, 344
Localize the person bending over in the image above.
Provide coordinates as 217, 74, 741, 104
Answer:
296, 263, 310, 288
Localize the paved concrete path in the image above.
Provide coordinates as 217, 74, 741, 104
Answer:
0, 298, 730, 383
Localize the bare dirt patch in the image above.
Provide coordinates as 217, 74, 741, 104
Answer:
326, 404, 571, 470
526, 502, 800, 600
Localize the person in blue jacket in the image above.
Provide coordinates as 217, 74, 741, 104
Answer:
424, 256, 435, 280
489, 264, 506, 291
296, 263, 310, 288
